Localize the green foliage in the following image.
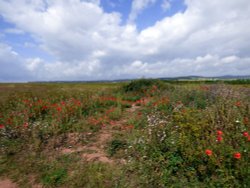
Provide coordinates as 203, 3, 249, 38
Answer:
122, 79, 169, 93
67, 162, 123, 188
108, 139, 127, 156
122, 95, 141, 102
126, 112, 147, 129
224, 79, 250, 85
107, 106, 123, 120
124, 85, 250, 187
41, 167, 67, 186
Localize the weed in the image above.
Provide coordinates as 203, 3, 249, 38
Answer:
108, 139, 127, 156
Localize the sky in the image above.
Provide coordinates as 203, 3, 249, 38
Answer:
0, 0, 250, 82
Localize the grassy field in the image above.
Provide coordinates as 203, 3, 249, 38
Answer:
0, 80, 249, 187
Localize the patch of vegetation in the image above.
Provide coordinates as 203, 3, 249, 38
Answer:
122, 95, 141, 102
41, 167, 67, 186
108, 139, 127, 156
123, 85, 250, 187
0, 82, 249, 187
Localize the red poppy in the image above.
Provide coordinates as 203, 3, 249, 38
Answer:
127, 125, 134, 129
217, 136, 223, 142
233, 152, 241, 159
217, 130, 223, 136
205, 149, 212, 156
0, 124, 4, 129
235, 101, 241, 107
23, 99, 29, 103
106, 108, 115, 114
42, 106, 48, 110
57, 107, 62, 112
122, 125, 134, 130
243, 132, 249, 137
75, 101, 81, 106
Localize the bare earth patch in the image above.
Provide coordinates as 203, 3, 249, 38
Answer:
0, 179, 18, 188
0, 177, 43, 188
61, 129, 115, 163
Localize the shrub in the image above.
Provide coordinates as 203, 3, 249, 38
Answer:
122, 79, 170, 94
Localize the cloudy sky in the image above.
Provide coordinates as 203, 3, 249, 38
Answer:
0, 0, 250, 81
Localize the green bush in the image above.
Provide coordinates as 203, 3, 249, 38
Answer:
122, 79, 169, 93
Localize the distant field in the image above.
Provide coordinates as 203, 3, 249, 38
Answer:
0, 82, 122, 103
162, 79, 250, 85
0, 82, 121, 93
0, 80, 249, 187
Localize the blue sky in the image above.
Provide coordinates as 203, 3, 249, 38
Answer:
0, 0, 250, 81
100, 0, 186, 29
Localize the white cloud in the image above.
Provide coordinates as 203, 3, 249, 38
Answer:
128, 0, 157, 23
26, 58, 43, 71
0, 43, 32, 82
0, 0, 250, 81
4, 28, 24, 34
115, 55, 250, 78
161, 0, 171, 12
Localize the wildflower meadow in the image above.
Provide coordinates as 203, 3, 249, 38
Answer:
0, 80, 249, 187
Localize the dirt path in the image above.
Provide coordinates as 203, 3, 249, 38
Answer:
61, 102, 145, 164
62, 129, 114, 163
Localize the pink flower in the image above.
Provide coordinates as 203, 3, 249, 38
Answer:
0, 124, 4, 129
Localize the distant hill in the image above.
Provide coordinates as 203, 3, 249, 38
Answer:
27, 75, 250, 83
159, 75, 250, 81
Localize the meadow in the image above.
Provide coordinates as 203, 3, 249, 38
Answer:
0, 80, 249, 187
